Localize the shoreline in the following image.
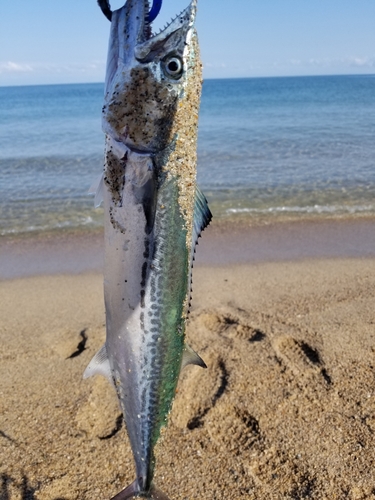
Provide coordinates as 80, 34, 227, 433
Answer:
1, 215, 375, 280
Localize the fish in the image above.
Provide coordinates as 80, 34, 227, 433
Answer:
83, 0, 211, 498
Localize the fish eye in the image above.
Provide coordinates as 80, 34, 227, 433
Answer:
163, 56, 183, 79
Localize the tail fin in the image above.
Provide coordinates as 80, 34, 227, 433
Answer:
110, 480, 170, 500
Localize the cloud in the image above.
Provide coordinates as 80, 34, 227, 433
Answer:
0, 61, 33, 73
295, 56, 375, 69
0, 59, 108, 85
347, 56, 375, 68
203, 53, 375, 79
0, 60, 106, 75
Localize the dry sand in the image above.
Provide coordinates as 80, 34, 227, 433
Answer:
1, 223, 375, 499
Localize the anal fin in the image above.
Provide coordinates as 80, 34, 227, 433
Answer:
182, 343, 207, 369
83, 343, 114, 386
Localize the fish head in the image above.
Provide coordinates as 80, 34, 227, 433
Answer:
102, 0, 201, 154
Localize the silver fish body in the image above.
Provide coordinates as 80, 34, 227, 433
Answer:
84, 0, 210, 498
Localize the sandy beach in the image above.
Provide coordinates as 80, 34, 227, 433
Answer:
1, 218, 375, 499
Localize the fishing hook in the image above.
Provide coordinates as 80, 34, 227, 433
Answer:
146, 0, 162, 23
97, 0, 163, 23
97, 0, 112, 21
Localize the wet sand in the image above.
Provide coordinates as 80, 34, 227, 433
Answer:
1, 219, 375, 499
2, 217, 375, 279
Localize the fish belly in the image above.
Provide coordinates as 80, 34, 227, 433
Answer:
103, 150, 190, 484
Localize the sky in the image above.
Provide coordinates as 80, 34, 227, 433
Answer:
1, 0, 375, 86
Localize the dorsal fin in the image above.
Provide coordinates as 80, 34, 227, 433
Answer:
193, 185, 212, 243
186, 186, 212, 317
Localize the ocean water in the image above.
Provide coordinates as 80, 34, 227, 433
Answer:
1, 75, 375, 237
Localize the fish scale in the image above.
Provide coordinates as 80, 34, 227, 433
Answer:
83, 0, 210, 498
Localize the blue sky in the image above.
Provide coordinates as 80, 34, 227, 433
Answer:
1, 0, 375, 86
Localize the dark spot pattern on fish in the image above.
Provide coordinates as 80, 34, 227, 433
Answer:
140, 312, 145, 330
141, 262, 148, 288
140, 289, 146, 308
132, 166, 158, 235
143, 238, 150, 258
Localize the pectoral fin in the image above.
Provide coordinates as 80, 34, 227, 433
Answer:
88, 173, 104, 208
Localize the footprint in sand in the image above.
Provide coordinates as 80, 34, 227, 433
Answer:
172, 352, 230, 429
75, 377, 122, 439
197, 308, 267, 342
273, 335, 332, 385
206, 402, 264, 453
173, 308, 267, 434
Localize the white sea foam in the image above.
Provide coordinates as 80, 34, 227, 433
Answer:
0, 216, 101, 237
2, 77, 375, 236
226, 204, 375, 215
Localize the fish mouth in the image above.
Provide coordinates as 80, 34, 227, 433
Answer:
101, 0, 197, 90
